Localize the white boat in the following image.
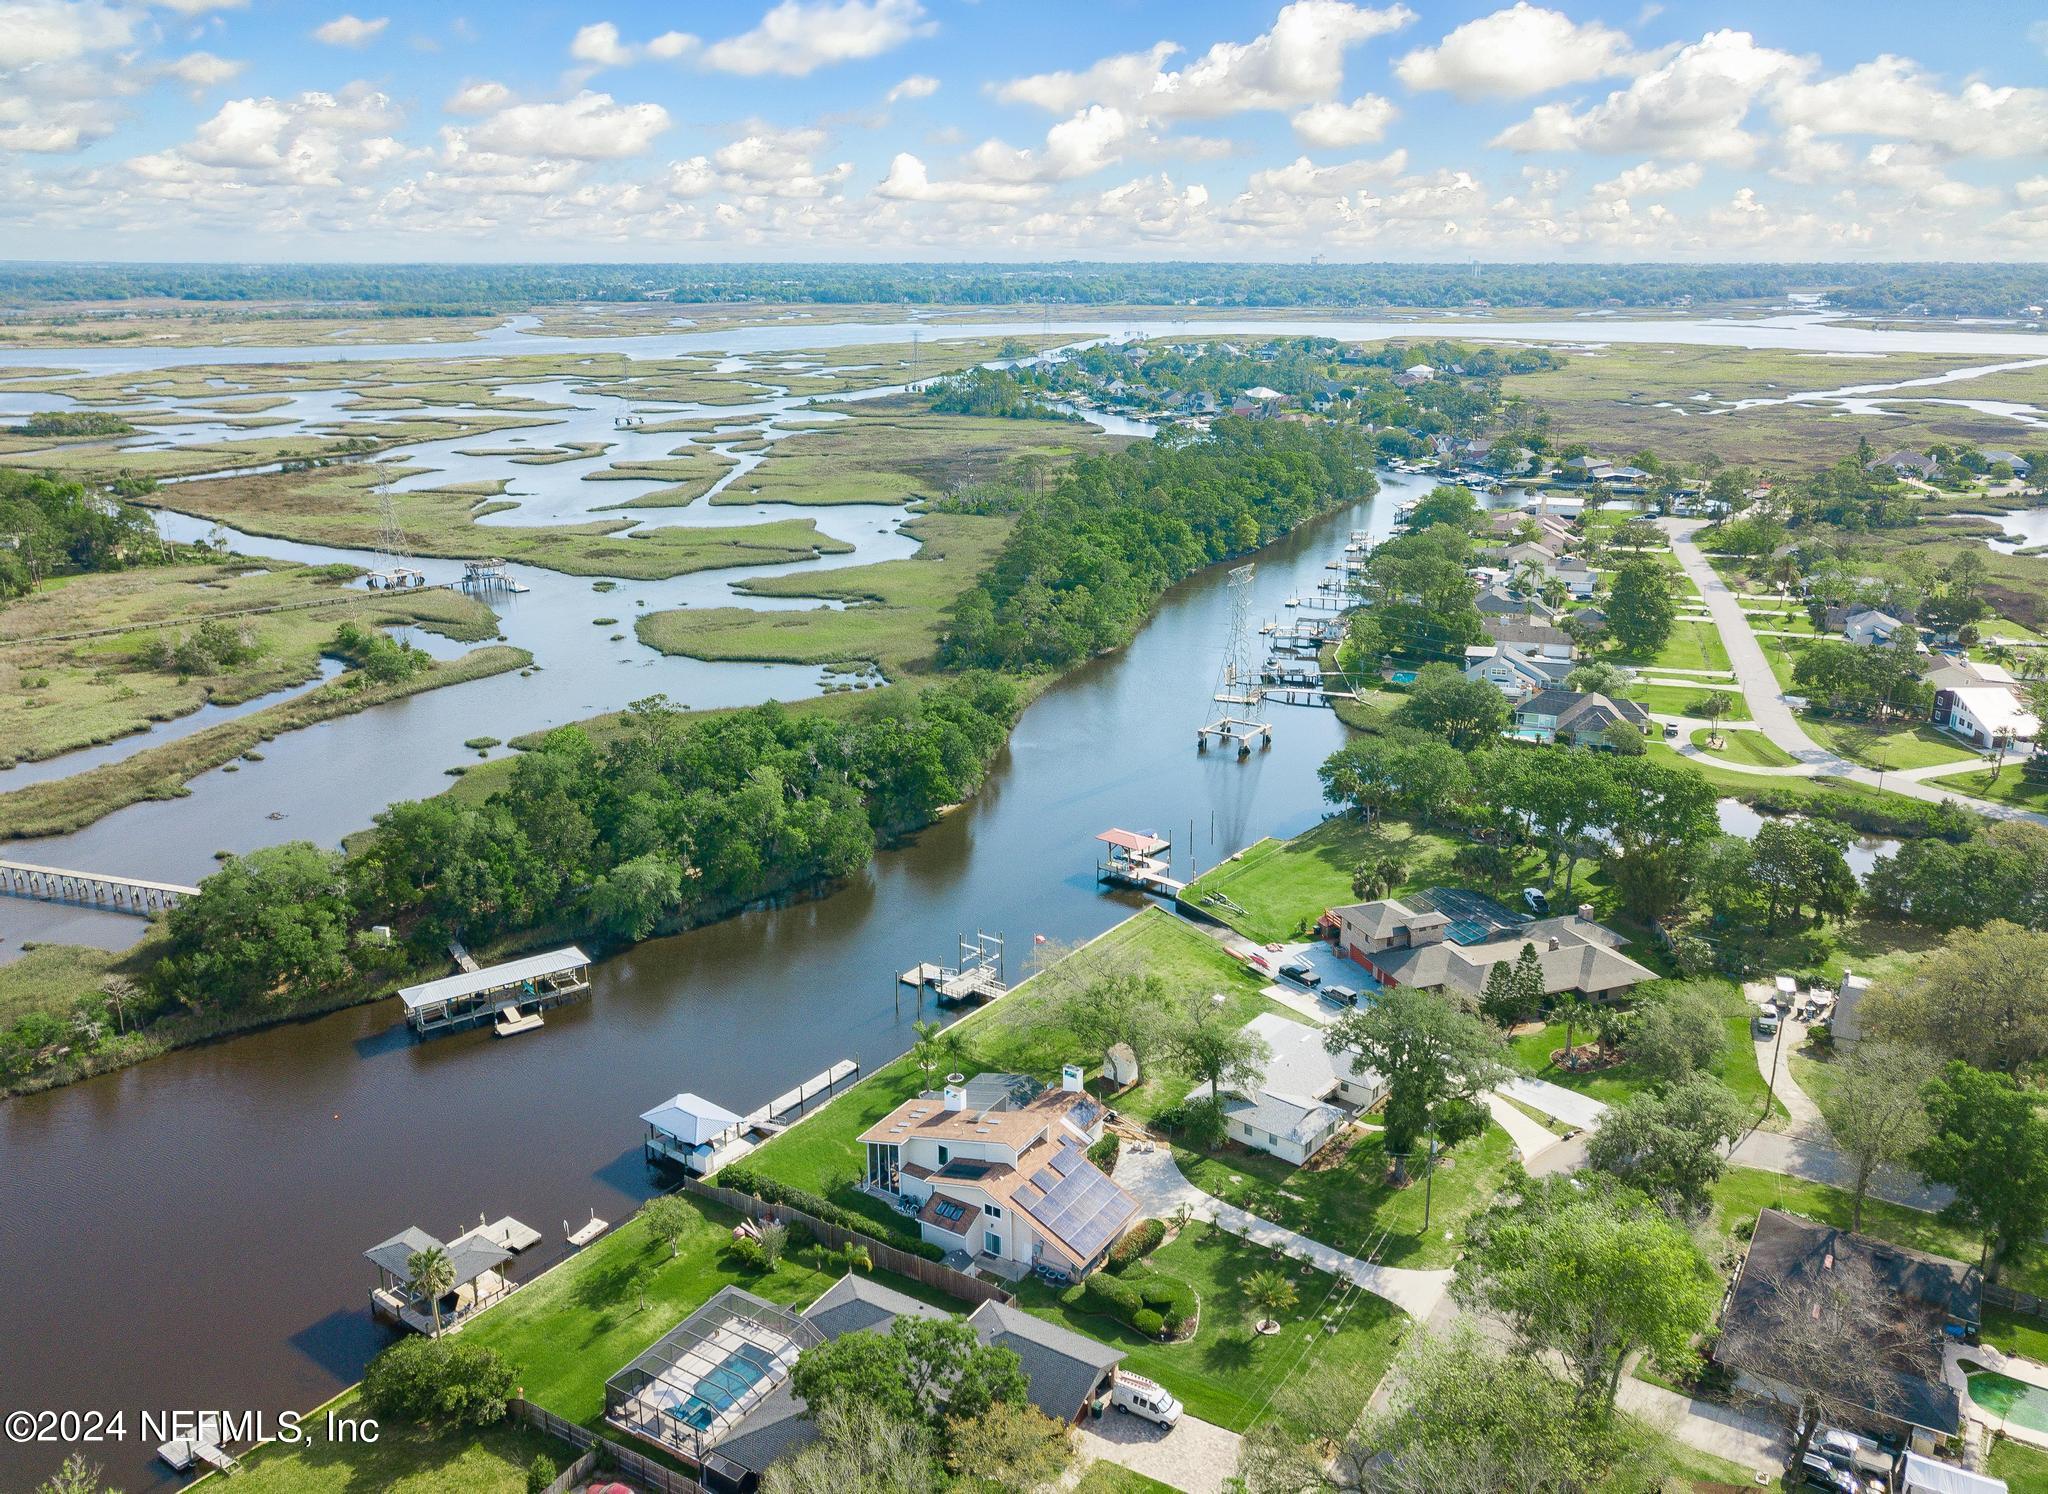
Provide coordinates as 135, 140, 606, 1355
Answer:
1284, 596, 1301, 608
494, 1004, 544, 1037
507, 581, 531, 594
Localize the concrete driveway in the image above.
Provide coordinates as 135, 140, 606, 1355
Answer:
1075, 1409, 1243, 1494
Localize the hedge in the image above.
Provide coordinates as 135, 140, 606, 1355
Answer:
1107, 1217, 1165, 1271
1084, 1264, 1195, 1337
1138, 1277, 1197, 1334
711, 1164, 946, 1262
1085, 1272, 1143, 1320
1133, 1308, 1165, 1338
1087, 1132, 1121, 1170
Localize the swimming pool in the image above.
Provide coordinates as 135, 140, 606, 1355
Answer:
664, 1341, 782, 1432
1968, 1370, 2048, 1434
1389, 670, 1418, 685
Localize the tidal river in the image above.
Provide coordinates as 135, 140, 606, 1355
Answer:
8, 309, 2048, 1491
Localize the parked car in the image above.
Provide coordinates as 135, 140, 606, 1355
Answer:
1324, 984, 1361, 1007
1755, 1008, 1781, 1037
1111, 1372, 1183, 1428
1522, 887, 1550, 916
1795, 1453, 1858, 1493
1662, 721, 1680, 739
1278, 960, 1322, 989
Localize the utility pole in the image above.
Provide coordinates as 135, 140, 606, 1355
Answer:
1421, 1122, 1440, 1230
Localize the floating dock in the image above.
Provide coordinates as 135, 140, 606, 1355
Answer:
567, 1212, 609, 1247
897, 931, 1009, 1007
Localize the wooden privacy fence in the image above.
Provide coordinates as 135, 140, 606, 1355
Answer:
512, 1399, 701, 1494
1985, 1282, 2048, 1322
533, 1446, 602, 1494
682, 1177, 1014, 1308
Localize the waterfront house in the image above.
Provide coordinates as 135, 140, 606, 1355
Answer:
857, 1068, 1137, 1278
1395, 363, 1435, 387
606, 1276, 1125, 1491
1464, 642, 1574, 698
1980, 449, 2032, 478
1323, 895, 1653, 1001
1187, 1011, 1384, 1164
1511, 688, 1650, 745
1868, 450, 1939, 480
1489, 510, 1577, 548
1714, 1209, 1977, 1455
1561, 455, 1613, 482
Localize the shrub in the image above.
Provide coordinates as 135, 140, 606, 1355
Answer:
1106, 1217, 1164, 1271
526, 1452, 558, 1494
1084, 1272, 1143, 1320
361, 1338, 518, 1426
1133, 1308, 1164, 1338
1138, 1277, 1197, 1333
711, 1165, 945, 1261
1087, 1131, 1120, 1170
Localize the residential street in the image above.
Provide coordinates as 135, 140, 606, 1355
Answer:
1658, 519, 2048, 828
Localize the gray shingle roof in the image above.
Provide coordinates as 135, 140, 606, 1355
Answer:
969, 1299, 1123, 1421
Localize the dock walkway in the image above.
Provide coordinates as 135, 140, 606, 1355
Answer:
0, 858, 197, 915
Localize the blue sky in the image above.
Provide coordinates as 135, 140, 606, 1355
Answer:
2, 0, 2045, 261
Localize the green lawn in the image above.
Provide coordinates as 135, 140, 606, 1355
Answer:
1176, 817, 1454, 943
212, 1389, 569, 1494
1799, 715, 1981, 772
1925, 761, 2048, 812
1984, 1306, 2048, 1363
1507, 980, 1784, 1123
461, 1190, 953, 1431
1172, 1121, 1518, 1271
744, 909, 1295, 1238
1073, 1463, 1183, 1494
1629, 682, 1753, 721
1992, 1437, 2048, 1494
1688, 727, 1795, 766
1612, 620, 1731, 674
1013, 1222, 1407, 1434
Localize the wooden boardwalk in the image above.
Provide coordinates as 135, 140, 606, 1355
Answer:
0, 858, 197, 915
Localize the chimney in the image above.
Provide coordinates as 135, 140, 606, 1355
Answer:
1577, 903, 1594, 922
1548, 936, 1561, 952
1062, 1064, 1085, 1093
943, 1074, 967, 1112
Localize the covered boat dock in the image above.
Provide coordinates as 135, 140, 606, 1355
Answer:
398, 945, 591, 1036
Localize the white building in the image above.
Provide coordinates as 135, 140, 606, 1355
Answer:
1464, 642, 1573, 698
858, 1069, 1138, 1278
1188, 1012, 1385, 1165
1935, 685, 2040, 750
1843, 608, 1908, 647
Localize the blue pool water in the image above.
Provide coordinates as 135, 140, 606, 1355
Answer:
1390, 670, 1418, 685
664, 1342, 780, 1431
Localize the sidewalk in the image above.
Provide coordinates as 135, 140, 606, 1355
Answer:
1115, 1142, 1455, 1320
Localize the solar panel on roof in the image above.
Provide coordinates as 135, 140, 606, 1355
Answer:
934, 1200, 965, 1221
1022, 1150, 1137, 1262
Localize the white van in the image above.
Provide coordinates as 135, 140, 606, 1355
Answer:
1110, 1372, 1183, 1428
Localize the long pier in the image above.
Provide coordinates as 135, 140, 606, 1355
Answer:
0, 859, 197, 915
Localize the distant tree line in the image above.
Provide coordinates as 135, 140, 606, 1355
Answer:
4, 262, 2038, 316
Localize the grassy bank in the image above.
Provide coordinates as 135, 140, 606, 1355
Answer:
712, 401, 1111, 507
1799, 715, 1981, 772
141, 464, 855, 580
1925, 761, 2048, 812
1177, 817, 1458, 944
1687, 728, 1797, 767
198, 1388, 568, 1494
0, 644, 529, 837
0, 561, 499, 768
634, 512, 1011, 679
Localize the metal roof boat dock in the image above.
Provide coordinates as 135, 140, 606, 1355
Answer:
398, 945, 591, 1035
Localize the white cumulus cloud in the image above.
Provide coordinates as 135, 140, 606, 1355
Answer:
1291, 94, 1397, 147
886, 73, 939, 103
457, 90, 671, 160
312, 14, 388, 48
1396, 3, 1643, 100
701, 0, 934, 78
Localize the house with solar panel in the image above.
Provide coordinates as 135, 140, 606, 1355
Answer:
857, 1067, 1140, 1279
1322, 890, 1654, 1002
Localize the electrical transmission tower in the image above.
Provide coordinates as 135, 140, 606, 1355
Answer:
1196, 563, 1272, 756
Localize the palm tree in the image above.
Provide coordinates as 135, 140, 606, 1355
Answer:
840, 1241, 872, 1274
406, 1246, 455, 1336
1541, 577, 1570, 614
1245, 1268, 1299, 1333
910, 1019, 943, 1093
1556, 995, 1591, 1070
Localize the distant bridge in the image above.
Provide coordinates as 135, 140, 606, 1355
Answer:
0, 860, 198, 916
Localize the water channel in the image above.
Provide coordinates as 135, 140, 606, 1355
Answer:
7, 310, 2048, 1489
